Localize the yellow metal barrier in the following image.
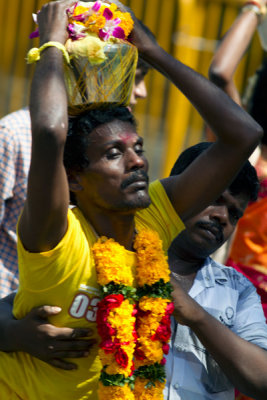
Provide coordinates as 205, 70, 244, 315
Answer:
0, 0, 264, 178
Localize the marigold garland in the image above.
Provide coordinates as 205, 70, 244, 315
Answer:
93, 229, 174, 400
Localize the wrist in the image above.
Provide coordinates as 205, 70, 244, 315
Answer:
3, 319, 21, 352
242, 1, 267, 23
26, 42, 70, 65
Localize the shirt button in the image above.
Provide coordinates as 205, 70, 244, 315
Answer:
174, 383, 179, 389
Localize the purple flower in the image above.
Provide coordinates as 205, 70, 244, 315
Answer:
99, 29, 110, 41
67, 23, 86, 40
103, 7, 113, 21
29, 28, 39, 39
112, 26, 125, 39
72, 13, 88, 23
92, 1, 102, 12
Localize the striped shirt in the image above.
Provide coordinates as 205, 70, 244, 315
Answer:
164, 257, 267, 400
0, 108, 31, 297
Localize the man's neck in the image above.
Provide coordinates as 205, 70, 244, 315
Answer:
78, 203, 137, 251
168, 243, 205, 293
168, 242, 205, 276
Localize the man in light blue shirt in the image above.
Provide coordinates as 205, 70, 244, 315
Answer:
166, 143, 267, 400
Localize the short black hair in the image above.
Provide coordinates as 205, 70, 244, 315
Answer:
64, 106, 137, 172
170, 142, 259, 202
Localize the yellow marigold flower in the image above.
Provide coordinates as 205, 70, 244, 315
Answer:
135, 230, 170, 286
99, 348, 113, 366
139, 297, 169, 315
108, 300, 136, 342
137, 314, 161, 338
85, 14, 106, 33
73, 5, 89, 16
134, 378, 165, 400
114, 11, 134, 37
68, 5, 89, 26
137, 337, 163, 364
109, 4, 118, 12
98, 382, 135, 400
93, 238, 134, 286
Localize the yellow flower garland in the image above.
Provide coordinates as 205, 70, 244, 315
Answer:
93, 229, 173, 400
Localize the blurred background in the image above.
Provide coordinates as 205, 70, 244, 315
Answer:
0, 0, 265, 179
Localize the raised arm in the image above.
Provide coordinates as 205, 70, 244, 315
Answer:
209, 1, 267, 105
18, 1, 74, 252
105, 0, 263, 221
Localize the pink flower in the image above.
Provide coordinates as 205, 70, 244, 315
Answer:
99, 17, 125, 41
29, 29, 39, 39
92, 1, 102, 12
67, 23, 87, 40
112, 26, 125, 39
103, 7, 113, 20
99, 29, 110, 41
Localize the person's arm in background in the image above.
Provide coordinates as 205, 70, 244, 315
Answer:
208, 1, 266, 120
208, 1, 267, 258
0, 293, 96, 370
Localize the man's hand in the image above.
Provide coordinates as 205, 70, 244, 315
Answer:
171, 275, 206, 327
8, 306, 97, 370
103, 0, 158, 53
37, 0, 75, 45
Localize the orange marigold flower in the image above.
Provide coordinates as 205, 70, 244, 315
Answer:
136, 337, 163, 364
137, 314, 161, 338
85, 14, 106, 33
93, 238, 134, 286
73, 5, 89, 16
113, 11, 134, 37
134, 378, 165, 400
135, 231, 170, 286
98, 382, 135, 400
139, 297, 170, 315
108, 300, 136, 342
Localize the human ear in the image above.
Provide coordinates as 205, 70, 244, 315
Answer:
67, 170, 83, 192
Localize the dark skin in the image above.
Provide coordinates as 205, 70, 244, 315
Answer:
0, 0, 263, 375
209, 2, 267, 106
168, 189, 267, 399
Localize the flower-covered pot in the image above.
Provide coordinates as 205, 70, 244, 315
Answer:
64, 39, 138, 115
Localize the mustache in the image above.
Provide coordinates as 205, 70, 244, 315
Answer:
121, 170, 149, 189
195, 221, 224, 243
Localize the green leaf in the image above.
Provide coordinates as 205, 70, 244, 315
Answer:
100, 370, 136, 387
101, 282, 138, 300
134, 363, 166, 383
137, 279, 172, 299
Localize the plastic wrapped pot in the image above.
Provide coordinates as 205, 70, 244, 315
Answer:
64, 39, 138, 115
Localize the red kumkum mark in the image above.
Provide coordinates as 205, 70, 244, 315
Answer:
118, 132, 137, 144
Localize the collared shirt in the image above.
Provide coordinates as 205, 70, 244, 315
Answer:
164, 257, 267, 400
0, 107, 31, 297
